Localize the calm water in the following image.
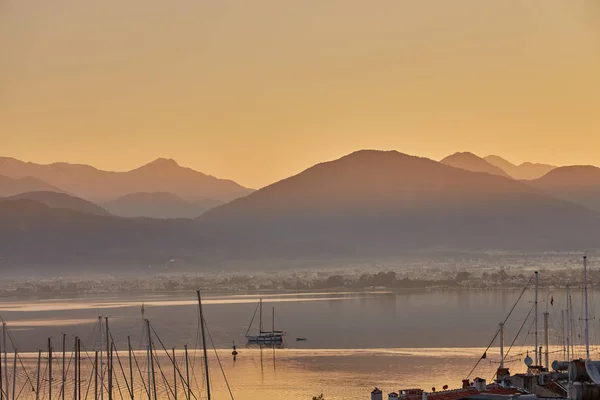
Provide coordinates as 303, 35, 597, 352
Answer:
0, 290, 595, 399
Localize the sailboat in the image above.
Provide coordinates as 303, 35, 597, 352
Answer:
245, 298, 285, 344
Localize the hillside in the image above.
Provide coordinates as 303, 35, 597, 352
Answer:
104, 192, 220, 218
484, 155, 556, 180
201, 150, 600, 255
528, 165, 600, 212
0, 199, 206, 272
0, 174, 63, 197
440, 152, 511, 178
5, 191, 108, 216
0, 157, 252, 203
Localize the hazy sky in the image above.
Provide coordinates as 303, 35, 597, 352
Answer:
1, 1, 599, 188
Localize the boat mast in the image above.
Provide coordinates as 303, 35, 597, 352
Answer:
48, 338, 52, 400
127, 336, 134, 400
499, 322, 504, 369
259, 299, 263, 334
11, 350, 16, 400
106, 318, 112, 400
73, 338, 78, 400
99, 316, 104, 400
172, 348, 177, 400
566, 286, 571, 361
3, 323, 7, 400
584, 255, 590, 359
145, 319, 155, 400
184, 345, 190, 400
196, 290, 211, 400
62, 334, 66, 400
544, 311, 549, 370
94, 351, 98, 400
534, 271, 539, 366
35, 350, 41, 400
272, 307, 275, 333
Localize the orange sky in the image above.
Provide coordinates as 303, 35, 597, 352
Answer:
1, 0, 599, 188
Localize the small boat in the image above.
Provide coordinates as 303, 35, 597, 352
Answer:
245, 298, 285, 344
296, 337, 307, 341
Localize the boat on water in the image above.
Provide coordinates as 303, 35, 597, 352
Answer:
245, 298, 286, 345
296, 337, 307, 341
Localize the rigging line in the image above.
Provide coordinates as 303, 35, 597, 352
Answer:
467, 272, 535, 379
147, 325, 197, 400
205, 325, 234, 400
153, 352, 172, 400
131, 343, 150, 399
490, 303, 536, 382
108, 334, 132, 399
244, 303, 259, 337
150, 345, 173, 400
112, 358, 125, 400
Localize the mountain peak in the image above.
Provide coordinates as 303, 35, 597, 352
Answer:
143, 158, 180, 168
441, 152, 511, 179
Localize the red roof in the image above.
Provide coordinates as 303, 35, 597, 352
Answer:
399, 385, 522, 400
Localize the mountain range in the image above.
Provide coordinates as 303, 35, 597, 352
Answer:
0, 157, 252, 203
1, 150, 599, 272
484, 155, 556, 180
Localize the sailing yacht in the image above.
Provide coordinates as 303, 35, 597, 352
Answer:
245, 298, 285, 344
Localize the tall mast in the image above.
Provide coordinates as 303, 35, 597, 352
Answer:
94, 351, 98, 400
106, 318, 112, 400
172, 348, 177, 400
562, 310, 566, 360
77, 338, 81, 400
534, 271, 539, 366
73, 338, 78, 400
566, 286, 571, 361
62, 334, 66, 400
544, 311, 549, 370
11, 350, 15, 400
184, 345, 190, 400
36, 350, 41, 400
584, 255, 590, 359
272, 307, 275, 333
499, 322, 504, 369
259, 299, 263, 334
99, 317, 104, 400
48, 338, 52, 400
146, 320, 157, 400
197, 290, 211, 400
145, 320, 152, 400
127, 336, 134, 400
3, 323, 7, 400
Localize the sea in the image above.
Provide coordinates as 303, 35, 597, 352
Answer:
0, 289, 594, 400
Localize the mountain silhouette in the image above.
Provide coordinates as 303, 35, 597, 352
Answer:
104, 192, 221, 218
485, 155, 556, 180
4, 191, 108, 216
528, 165, 600, 212
441, 152, 511, 178
200, 150, 600, 256
0, 157, 252, 203
0, 174, 63, 197
0, 199, 206, 272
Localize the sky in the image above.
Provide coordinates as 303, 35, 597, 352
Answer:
1, 0, 599, 188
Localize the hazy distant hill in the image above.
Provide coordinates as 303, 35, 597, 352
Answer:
0, 157, 252, 203
485, 155, 556, 180
2, 151, 599, 271
0, 199, 206, 271
5, 191, 109, 216
104, 192, 222, 218
0, 174, 63, 197
528, 166, 600, 213
202, 150, 600, 255
441, 152, 511, 178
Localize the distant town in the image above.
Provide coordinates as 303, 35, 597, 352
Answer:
0, 253, 593, 296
